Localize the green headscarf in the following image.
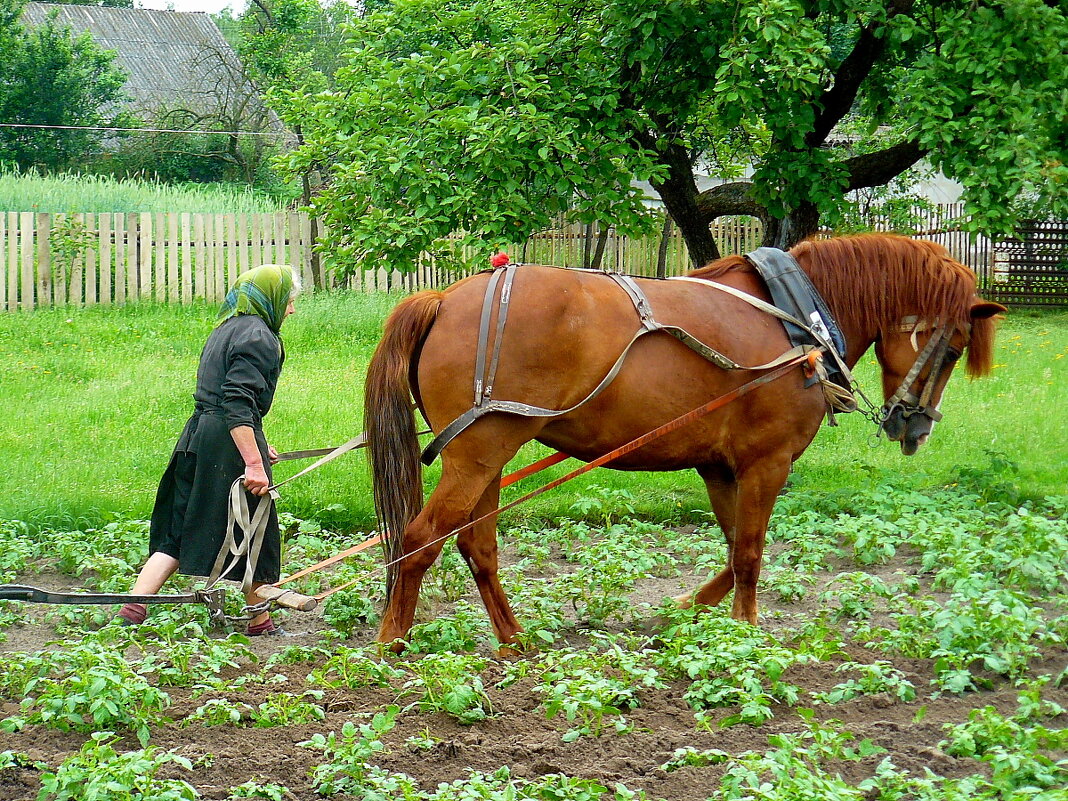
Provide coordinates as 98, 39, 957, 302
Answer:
215, 264, 296, 334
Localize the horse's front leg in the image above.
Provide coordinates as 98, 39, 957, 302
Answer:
457, 475, 523, 649
729, 456, 792, 625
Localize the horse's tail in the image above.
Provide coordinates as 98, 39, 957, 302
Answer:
364, 290, 443, 602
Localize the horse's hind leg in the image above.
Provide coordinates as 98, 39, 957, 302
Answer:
377, 460, 501, 649
456, 476, 523, 647
729, 456, 791, 624
676, 465, 738, 609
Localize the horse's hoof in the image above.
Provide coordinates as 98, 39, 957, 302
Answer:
673, 592, 694, 610
496, 643, 524, 660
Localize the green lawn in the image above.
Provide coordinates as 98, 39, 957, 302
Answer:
1, 296, 1064, 532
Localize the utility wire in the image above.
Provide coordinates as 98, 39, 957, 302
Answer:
0, 122, 287, 137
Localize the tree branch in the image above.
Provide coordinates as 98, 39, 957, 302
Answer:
694, 180, 765, 219
844, 139, 927, 191
806, 0, 915, 148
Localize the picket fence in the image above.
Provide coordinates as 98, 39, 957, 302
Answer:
0, 211, 770, 311
1, 204, 1037, 311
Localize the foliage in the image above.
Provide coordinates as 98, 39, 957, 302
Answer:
654, 606, 811, 727
401, 653, 494, 724
811, 661, 916, 705
0, 166, 289, 213
663, 712, 885, 800
250, 691, 326, 727
301, 706, 398, 796
0, 0, 134, 170
37, 732, 196, 801
321, 584, 379, 636
285, 0, 1068, 274
183, 698, 253, 727
137, 635, 256, 688
308, 645, 404, 689
228, 780, 291, 801
404, 602, 492, 653
1, 642, 170, 746
532, 642, 663, 740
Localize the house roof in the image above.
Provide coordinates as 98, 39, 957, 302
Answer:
21, 3, 263, 123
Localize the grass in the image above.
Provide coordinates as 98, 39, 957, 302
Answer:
0, 168, 288, 214
0, 297, 1064, 532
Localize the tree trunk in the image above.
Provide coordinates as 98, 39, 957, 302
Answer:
649, 194, 716, 268
760, 201, 820, 250
590, 224, 611, 270
656, 215, 673, 278
582, 222, 594, 269
294, 124, 325, 289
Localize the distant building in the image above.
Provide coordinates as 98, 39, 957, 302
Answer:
20, 3, 276, 132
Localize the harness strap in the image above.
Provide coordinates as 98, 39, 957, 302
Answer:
668, 275, 858, 396
484, 265, 518, 402
420, 277, 826, 465
421, 266, 865, 465
205, 479, 278, 593
884, 321, 951, 420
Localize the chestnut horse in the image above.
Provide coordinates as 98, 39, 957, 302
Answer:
364, 234, 1003, 648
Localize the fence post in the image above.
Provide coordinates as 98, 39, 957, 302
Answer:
35, 212, 53, 308
99, 214, 112, 306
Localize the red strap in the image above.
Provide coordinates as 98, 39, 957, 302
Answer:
277, 450, 571, 589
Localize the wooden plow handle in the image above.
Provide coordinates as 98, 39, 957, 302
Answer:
254, 584, 319, 612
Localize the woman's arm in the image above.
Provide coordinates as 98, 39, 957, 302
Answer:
231, 425, 271, 495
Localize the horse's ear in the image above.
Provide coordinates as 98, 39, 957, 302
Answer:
970, 301, 1006, 320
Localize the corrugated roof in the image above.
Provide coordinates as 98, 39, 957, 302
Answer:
21, 3, 265, 122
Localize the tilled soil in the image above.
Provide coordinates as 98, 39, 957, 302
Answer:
0, 539, 1065, 801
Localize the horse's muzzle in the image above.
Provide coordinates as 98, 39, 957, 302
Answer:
881, 405, 934, 455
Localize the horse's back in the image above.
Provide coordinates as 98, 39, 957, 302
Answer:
415, 265, 827, 469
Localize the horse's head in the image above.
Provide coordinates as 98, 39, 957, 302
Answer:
876, 299, 1005, 455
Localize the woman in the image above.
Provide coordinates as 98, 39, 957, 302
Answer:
118, 263, 301, 635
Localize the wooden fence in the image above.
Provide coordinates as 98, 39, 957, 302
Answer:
1, 205, 1062, 311
1, 212, 318, 311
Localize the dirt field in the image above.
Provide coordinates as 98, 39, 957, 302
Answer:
0, 510, 1065, 800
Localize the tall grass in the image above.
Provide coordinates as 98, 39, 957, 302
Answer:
0, 168, 288, 214
0, 297, 1064, 533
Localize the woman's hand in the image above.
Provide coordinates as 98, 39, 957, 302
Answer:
243, 463, 271, 496
267, 444, 280, 465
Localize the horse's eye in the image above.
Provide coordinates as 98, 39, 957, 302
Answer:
946, 348, 962, 362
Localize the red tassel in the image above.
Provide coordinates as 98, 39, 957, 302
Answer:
491, 252, 510, 268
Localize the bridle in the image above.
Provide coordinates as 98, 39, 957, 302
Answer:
879, 316, 965, 433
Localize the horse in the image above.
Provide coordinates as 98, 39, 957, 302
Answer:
363, 233, 1004, 649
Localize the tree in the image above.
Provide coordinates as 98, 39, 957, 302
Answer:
284, 0, 1067, 273
238, 0, 367, 286
0, 0, 133, 171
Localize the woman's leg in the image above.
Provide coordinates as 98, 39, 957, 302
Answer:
118, 552, 180, 624
130, 552, 180, 594
245, 582, 272, 630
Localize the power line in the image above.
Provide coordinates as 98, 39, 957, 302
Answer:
0, 122, 287, 137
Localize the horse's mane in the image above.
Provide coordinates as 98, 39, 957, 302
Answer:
688, 233, 996, 376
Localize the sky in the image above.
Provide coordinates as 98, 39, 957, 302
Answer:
136, 0, 247, 14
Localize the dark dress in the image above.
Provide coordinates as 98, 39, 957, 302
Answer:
149, 315, 285, 583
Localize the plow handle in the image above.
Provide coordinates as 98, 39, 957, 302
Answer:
254, 585, 318, 612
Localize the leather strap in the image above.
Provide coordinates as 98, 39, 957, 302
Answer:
420, 267, 850, 465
